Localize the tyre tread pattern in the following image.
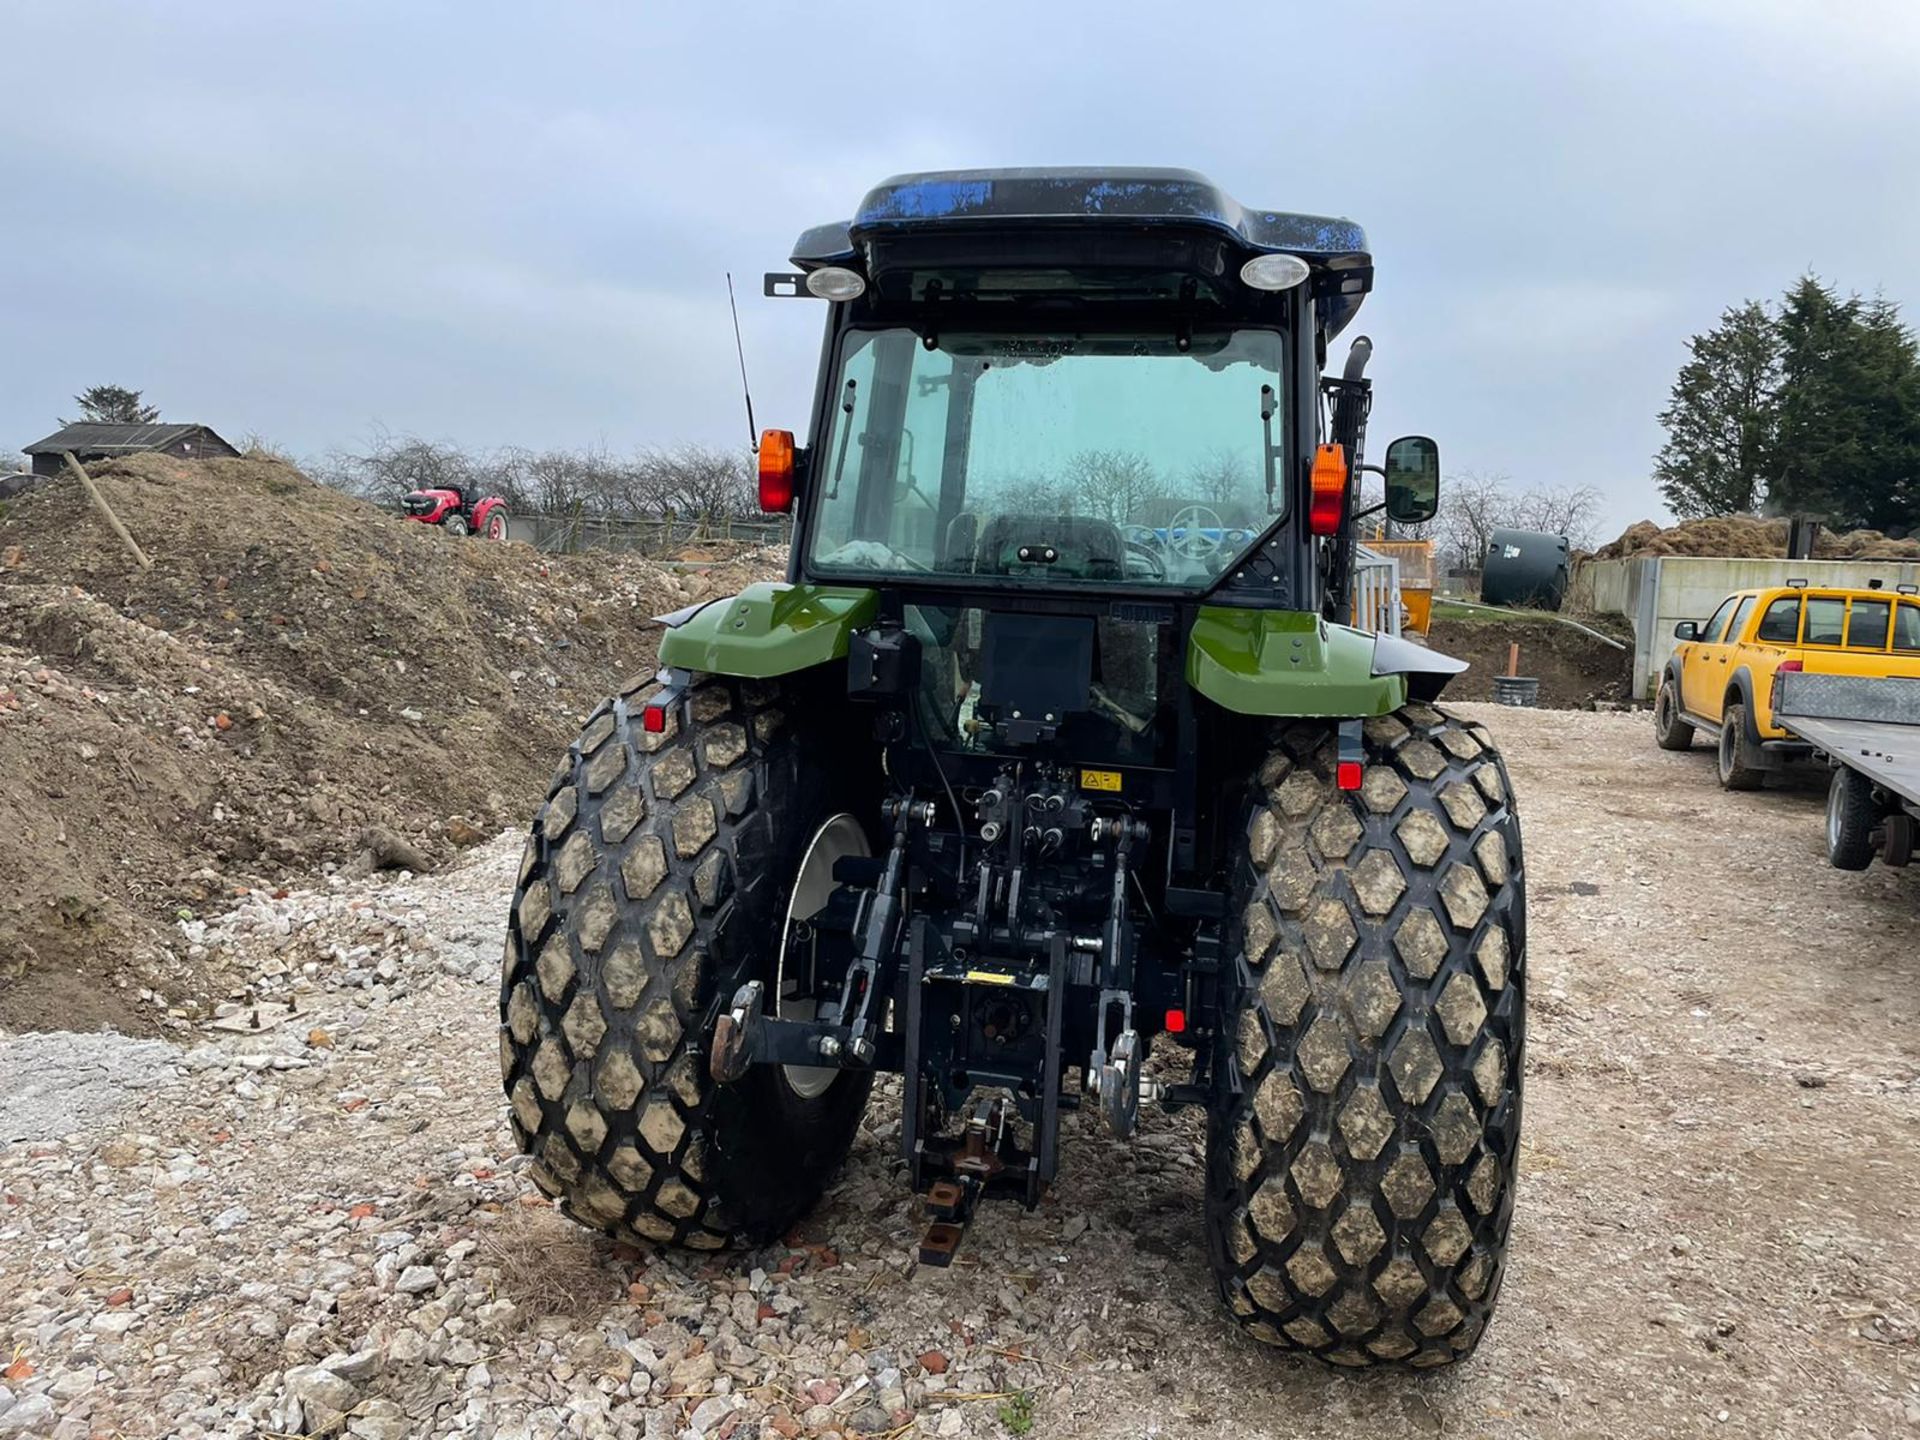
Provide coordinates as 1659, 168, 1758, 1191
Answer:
1206, 703, 1526, 1368
500, 674, 793, 1250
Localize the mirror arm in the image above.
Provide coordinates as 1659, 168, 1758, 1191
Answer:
1356, 463, 1386, 478
1351, 500, 1387, 520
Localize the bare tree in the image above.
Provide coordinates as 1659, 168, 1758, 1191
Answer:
314, 429, 484, 506
645, 445, 755, 530
1512, 482, 1603, 551
1067, 449, 1158, 526
1431, 470, 1513, 571
997, 473, 1077, 513
1186, 450, 1259, 526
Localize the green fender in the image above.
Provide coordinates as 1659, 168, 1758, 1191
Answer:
656, 582, 879, 678
1186, 607, 1409, 717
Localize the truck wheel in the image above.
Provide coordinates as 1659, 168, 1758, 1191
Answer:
500, 674, 875, 1248
1716, 701, 1765, 790
1826, 766, 1877, 871
1653, 680, 1694, 751
1205, 706, 1525, 1368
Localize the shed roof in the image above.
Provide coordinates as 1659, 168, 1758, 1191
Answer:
24, 422, 222, 456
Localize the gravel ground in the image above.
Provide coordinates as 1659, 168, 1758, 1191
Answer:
0, 703, 1915, 1440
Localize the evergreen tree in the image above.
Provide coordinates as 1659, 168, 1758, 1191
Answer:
1653, 301, 1780, 518
65, 384, 160, 426
1771, 277, 1920, 531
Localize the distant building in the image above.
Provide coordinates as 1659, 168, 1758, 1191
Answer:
23, 422, 240, 477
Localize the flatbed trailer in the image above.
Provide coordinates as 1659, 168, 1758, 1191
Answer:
1773, 671, 1920, 871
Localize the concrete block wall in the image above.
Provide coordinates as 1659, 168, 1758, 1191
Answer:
1573, 556, 1920, 698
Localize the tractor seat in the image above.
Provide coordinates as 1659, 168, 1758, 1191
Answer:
974, 514, 1124, 581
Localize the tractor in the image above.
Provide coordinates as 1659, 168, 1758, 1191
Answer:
500, 168, 1525, 1367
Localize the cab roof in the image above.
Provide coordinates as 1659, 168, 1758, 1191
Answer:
790, 167, 1373, 336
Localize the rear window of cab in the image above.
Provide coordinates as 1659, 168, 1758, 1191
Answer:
1749, 591, 1920, 652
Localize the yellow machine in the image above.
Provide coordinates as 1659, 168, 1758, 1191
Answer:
1654, 582, 1920, 788
1354, 537, 1436, 636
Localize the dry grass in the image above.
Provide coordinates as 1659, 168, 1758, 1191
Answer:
478, 1204, 625, 1321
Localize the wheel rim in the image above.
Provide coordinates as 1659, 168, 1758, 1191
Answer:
1718, 717, 1735, 777
1827, 772, 1845, 855
1657, 689, 1671, 734
776, 814, 869, 1100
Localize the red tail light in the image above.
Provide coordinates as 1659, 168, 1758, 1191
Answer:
1309, 444, 1347, 536
1778, 660, 1802, 672
757, 429, 795, 513
1337, 760, 1363, 791
642, 703, 668, 733
1163, 1008, 1187, 1035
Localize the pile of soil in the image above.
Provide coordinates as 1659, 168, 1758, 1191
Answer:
0, 455, 779, 1033
1428, 616, 1631, 708
1594, 515, 1920, 560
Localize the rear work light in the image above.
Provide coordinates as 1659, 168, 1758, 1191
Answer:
757, 429, 796, 513
1309, 444, 1347, 536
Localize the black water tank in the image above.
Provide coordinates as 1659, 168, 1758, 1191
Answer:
1481, 528, 1570, 611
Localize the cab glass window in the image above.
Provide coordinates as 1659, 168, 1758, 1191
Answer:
1700, 597, 1737, 642
1803, 597, 1846, 646
1725, 596, 1756, 643
1893, 601, 1920, 653
1847, 599, 1891, 650
1755, 596, 1801, 643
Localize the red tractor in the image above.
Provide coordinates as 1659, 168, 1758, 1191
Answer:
400, 486, 511, 540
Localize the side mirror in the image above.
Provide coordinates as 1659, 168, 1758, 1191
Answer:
1673, 621, 1699, 641
1383, 436, 1440, 524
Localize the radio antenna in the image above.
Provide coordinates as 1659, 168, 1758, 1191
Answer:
725, 272, 759, 453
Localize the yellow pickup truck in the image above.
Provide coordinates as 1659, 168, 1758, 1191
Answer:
1653, 582, 1920, 788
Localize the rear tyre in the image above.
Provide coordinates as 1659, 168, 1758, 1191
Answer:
500, 673, 876, 1248
1716, 702, 1765, 790
1653, 681, 1694, 751
1826, 766, 1877, 871
485, 507, 511, 542
1205, 706, 1525, 1367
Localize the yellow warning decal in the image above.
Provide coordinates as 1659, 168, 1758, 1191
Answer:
1080, 768, 1122, 793
964, 970, 1017, 986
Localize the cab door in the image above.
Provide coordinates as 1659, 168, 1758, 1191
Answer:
1688, 594, 1754, 723
1679, 595, 1739, 717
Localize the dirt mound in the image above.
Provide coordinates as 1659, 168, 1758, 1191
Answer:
0, 455, 779, 1033
1429, 616, 1631, 708
1595, 515, 1920, 560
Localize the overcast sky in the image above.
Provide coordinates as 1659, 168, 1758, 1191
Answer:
6, 1, 1920, 537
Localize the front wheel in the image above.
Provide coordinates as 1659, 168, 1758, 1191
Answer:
442, 513, 471, 537
1206, 706, 1525, 1368
1653, 680, 1694, 751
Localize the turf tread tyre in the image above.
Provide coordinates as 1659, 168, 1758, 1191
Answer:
1716, 701, 1765, 790
1653, 679, 1694, 751
1826, 766, 1877, 871
1206, 704, 1525, 1368
500, 673, 872, 1249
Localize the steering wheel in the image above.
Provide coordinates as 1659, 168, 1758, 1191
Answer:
1167, 505, 1225, 561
